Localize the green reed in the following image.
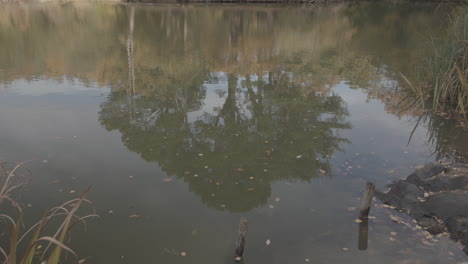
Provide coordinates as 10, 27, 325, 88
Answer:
419, 6, 467, 120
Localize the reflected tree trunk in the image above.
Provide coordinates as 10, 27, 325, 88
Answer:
127, 6, 136, 117
358, 218, 369, 250
245, 74, 263, 123
183, 7, 188, 55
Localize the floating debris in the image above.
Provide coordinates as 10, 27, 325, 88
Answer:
128, 214, 141, 219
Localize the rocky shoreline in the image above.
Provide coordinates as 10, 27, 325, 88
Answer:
377, 162, 468, 254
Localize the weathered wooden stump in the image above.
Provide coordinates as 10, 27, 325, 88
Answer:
359, 182, 375, 219
357, 182, 374, 251
234, 217, 248, 261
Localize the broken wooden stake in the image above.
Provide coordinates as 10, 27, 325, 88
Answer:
359, 182, 375, 219
234, 217, 248, 261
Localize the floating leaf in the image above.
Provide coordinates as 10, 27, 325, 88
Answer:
389, 215, 400, 222
69, 190, 76, 194
347, 207, 357, 212
234, 256, 242, 261
354, 219, 363, 223
342, 248, 349, 251
162, 178, 173, 182
390, 232, 397, 236
128, 214, 141, 219
180, 252, 187, 257
274, 197, 280, 202
319, 169, 326, 174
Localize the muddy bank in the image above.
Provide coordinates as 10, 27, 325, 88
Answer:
377, 162, 468, 254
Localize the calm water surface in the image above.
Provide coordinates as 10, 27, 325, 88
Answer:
1, 2, 468, 264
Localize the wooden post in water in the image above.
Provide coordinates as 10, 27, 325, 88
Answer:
359, 182, 375, 219
235, 217, 248, 260
357, 182, 374, 251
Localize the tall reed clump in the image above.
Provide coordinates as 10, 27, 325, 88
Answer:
0, 161, 96, 264
419, 6, 467, 120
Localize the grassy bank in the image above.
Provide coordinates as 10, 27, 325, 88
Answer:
409, 6, 467, 121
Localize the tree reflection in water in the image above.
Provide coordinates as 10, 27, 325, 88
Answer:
99, 70, 351, 212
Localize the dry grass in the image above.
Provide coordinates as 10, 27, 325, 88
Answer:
0, 161, 96, 264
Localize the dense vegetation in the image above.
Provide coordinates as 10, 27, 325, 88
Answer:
414, 6, 467, 121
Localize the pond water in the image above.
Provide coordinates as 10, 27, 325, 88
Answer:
1, 2, 468, 264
